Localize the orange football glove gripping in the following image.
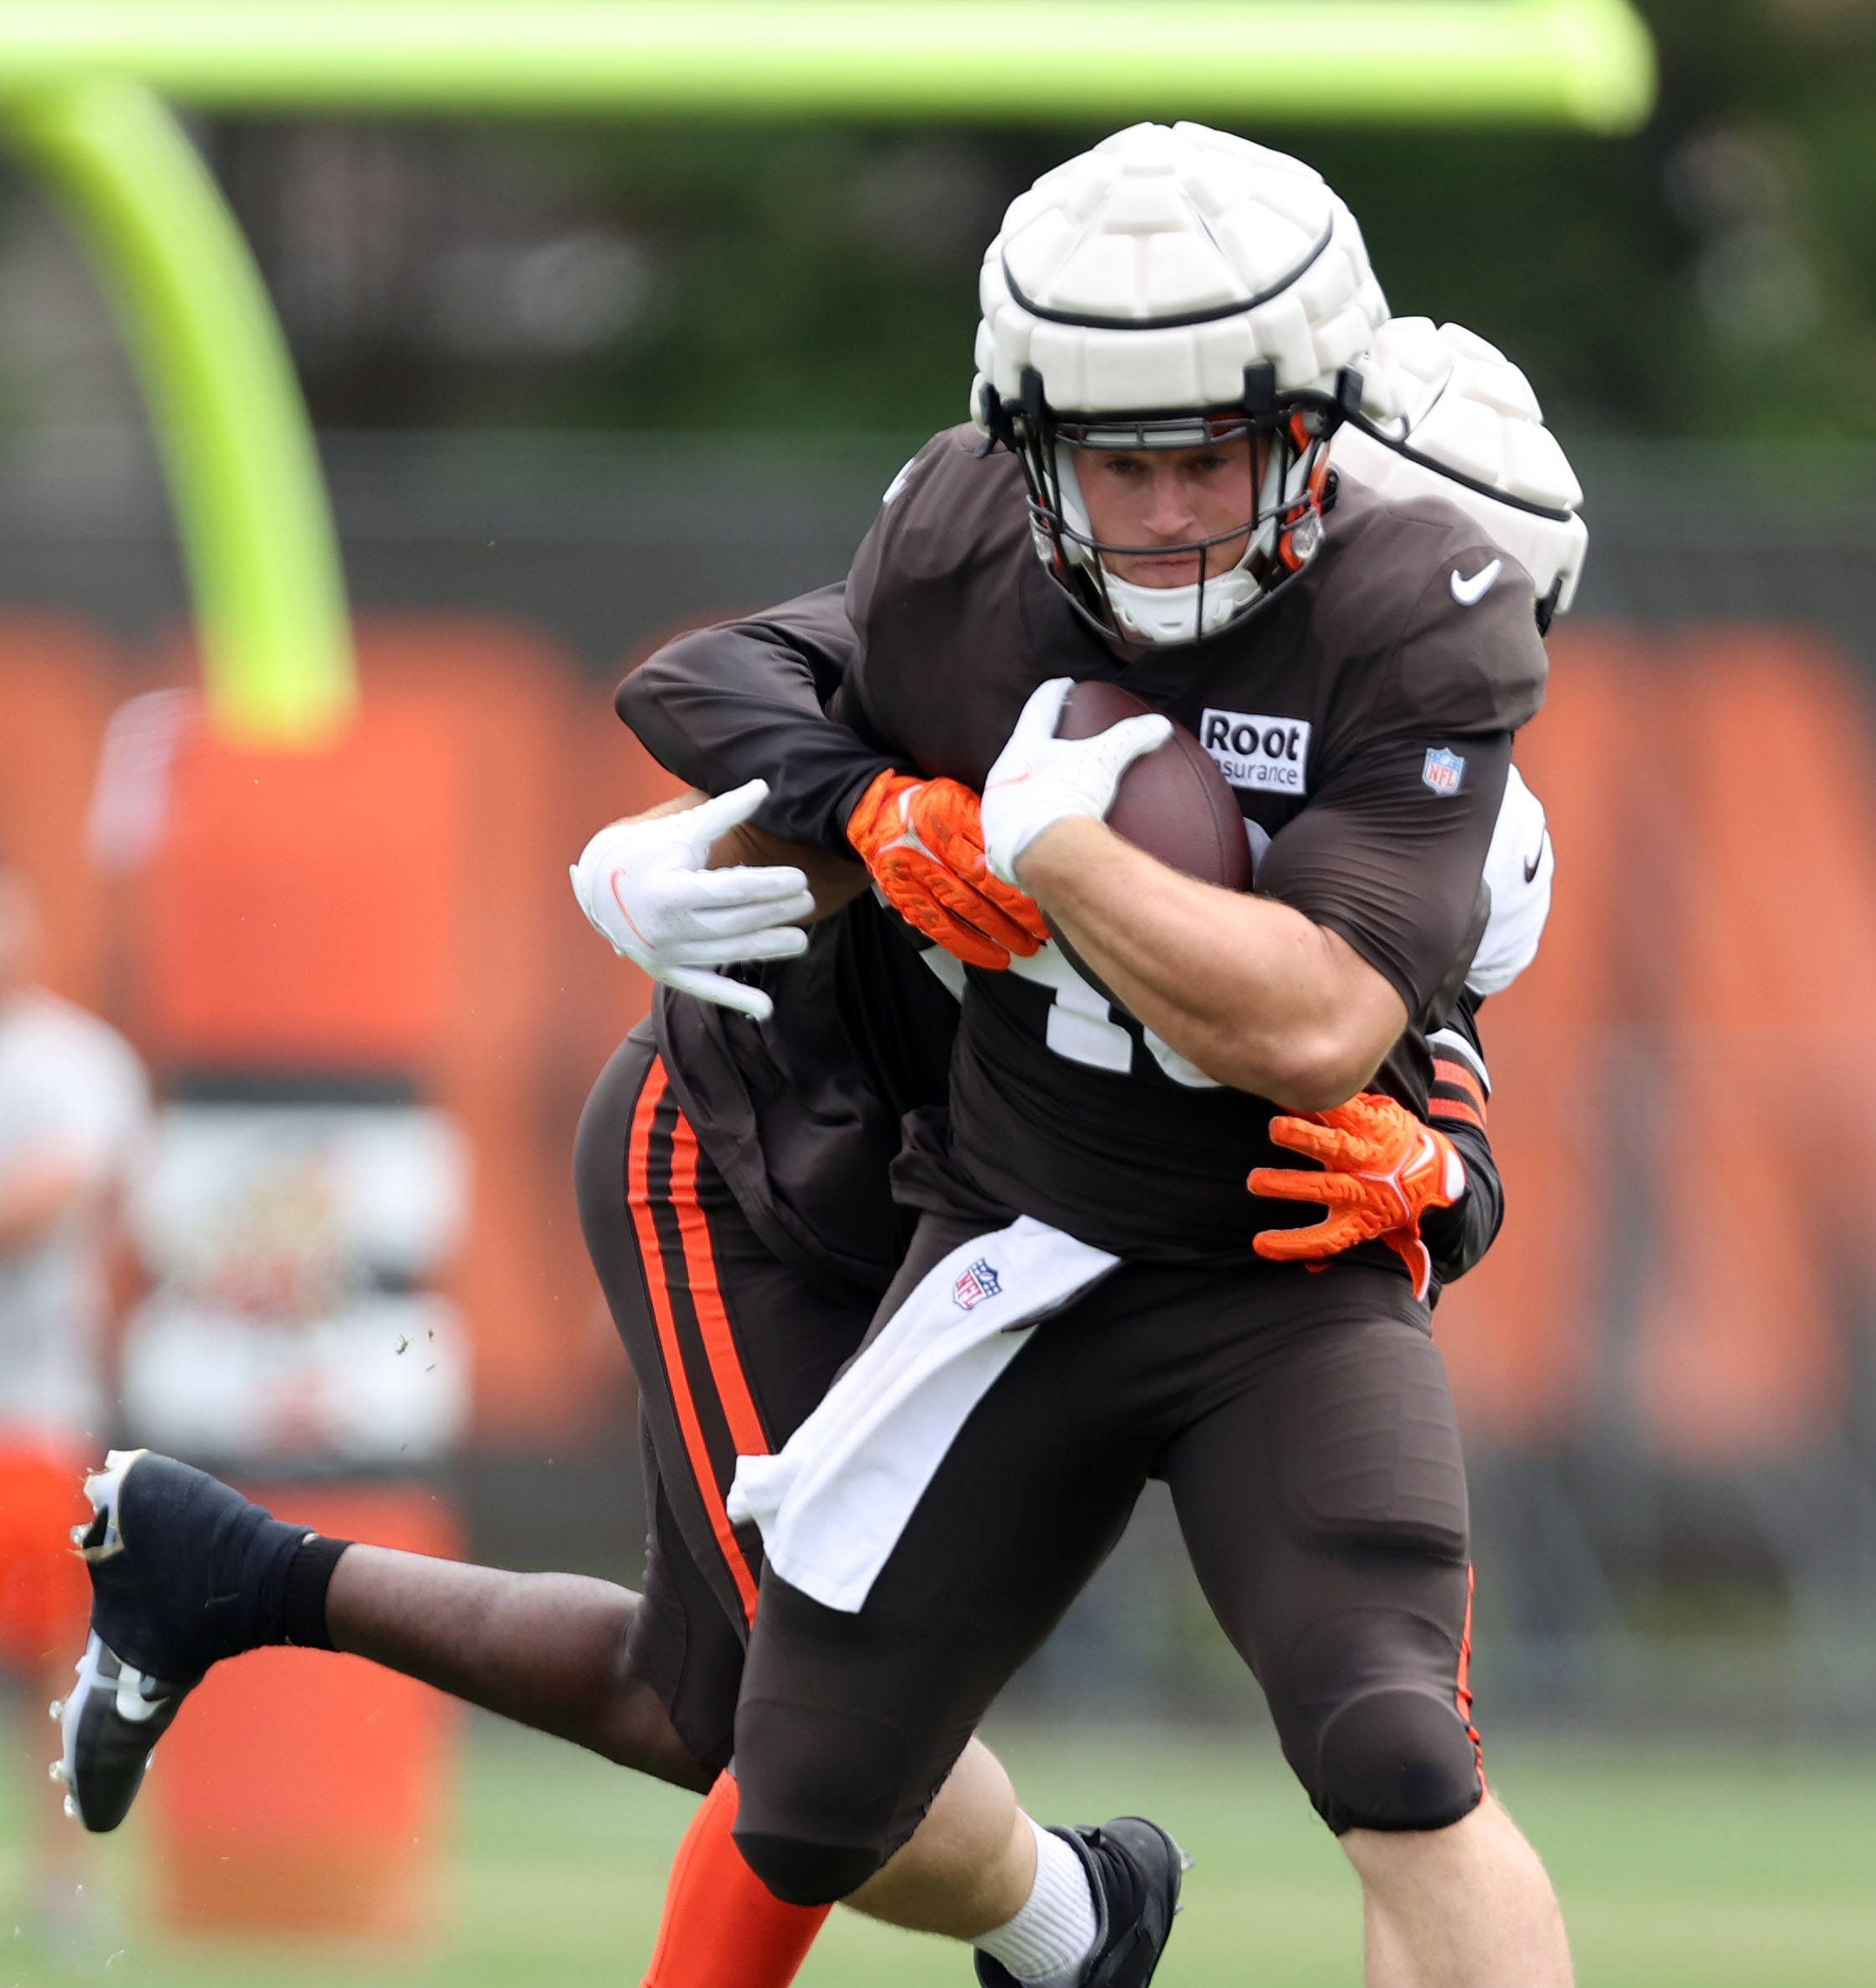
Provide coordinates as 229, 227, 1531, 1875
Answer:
846, 769, 1050, 970
1249, 1092, 1465, 1301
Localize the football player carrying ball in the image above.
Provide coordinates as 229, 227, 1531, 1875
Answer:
619, 122, 1577, 1988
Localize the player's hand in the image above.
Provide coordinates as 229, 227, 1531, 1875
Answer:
1248, 1092, 1465, 1301
846, 769, 1050, 972
980, 677, 1172, 885
569, 781, 815, 1023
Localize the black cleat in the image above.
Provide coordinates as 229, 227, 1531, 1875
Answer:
50, 1628, 192, 1833
50, 1449, 315, 1833
975, 1816, 1190, 1988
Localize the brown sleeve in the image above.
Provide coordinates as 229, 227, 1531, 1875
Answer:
1419, 994, 1503, 1293
1256, 728, 1509, 1029
614, 584, 900, 851
1256, 517, 1544, 1026
1380, 529, 1549, 735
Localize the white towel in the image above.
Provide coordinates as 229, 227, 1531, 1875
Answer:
726, 1215, 1119, 1612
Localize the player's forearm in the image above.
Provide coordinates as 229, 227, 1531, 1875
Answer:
610, 789, 866, 922
1420, 1009, 1503, 1285
1016, 818, 1405, 1109
710, 820, 869, 922
1420, 1115, 1502, 1288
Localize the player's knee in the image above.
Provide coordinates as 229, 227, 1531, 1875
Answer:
733, 1830, 882, 1907
730, 1700, 909, 1905
1316, 1687, 1482, 1834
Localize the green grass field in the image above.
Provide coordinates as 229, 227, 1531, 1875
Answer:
3, 1716, 1874, 1986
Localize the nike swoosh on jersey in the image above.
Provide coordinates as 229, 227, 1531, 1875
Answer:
1522, 832, 1549, 885
1449, 558, 1503, 606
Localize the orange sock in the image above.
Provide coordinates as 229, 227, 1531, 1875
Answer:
642, 1772, 833, 1988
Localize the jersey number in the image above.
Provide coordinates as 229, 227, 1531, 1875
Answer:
1025, 950, 1219, 1089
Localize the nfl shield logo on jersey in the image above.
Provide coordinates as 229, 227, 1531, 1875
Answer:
1421, 747, 1466, 795
952, 1259, 1002, 1311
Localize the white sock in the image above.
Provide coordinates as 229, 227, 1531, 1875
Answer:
974, 1817, 1099, 1988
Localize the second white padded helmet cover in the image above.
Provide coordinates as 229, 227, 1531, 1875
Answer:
1333, 318, 1589, 615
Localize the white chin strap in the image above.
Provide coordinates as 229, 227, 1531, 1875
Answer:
1053, 445, 1293, 645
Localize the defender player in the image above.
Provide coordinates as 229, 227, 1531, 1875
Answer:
617, 125, 1578, 1987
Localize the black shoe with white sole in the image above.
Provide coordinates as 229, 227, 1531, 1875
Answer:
50, 1449, 339, 1833
50, 1629, 193, 1833
974, 1817, 1189, 1988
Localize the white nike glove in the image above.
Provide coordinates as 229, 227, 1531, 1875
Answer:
569, 780, 815, 1022
980, 678, 1173, 885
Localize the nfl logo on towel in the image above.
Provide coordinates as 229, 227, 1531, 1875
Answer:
952, 1259, 1002, 1311
1421, 747, 1465, 795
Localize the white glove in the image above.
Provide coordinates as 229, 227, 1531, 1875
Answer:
980, 678, 1173, 884
570, 780, 815, 1022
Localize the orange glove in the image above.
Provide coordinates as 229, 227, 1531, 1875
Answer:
1249, 1092, 1465, 1301
846, 769, 1050, 970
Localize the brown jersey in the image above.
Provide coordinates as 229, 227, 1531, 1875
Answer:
618, 585, 1508, 1298
836, 426, 1546, 1262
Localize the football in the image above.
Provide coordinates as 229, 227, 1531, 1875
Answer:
1044, 680, 1252, 1004
1054, 679, 1252, 893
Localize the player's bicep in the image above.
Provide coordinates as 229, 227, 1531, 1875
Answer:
1257, 731, 1511, 1030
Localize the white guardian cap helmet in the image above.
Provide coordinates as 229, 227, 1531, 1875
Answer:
1332, 318, 1589, 631
970, 122, 1398, 646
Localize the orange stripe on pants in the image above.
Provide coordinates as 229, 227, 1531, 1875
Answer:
626, 1061, 760, 1623
668, 1116, 770, 1463
1455, 1563, 1485, 1795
